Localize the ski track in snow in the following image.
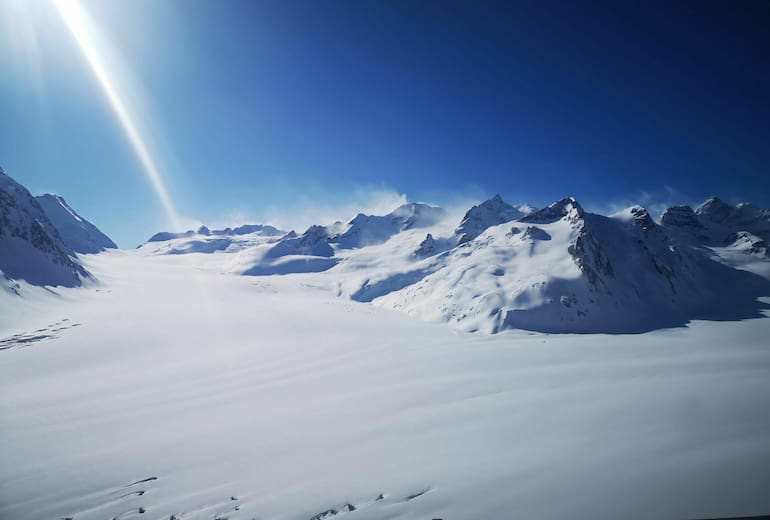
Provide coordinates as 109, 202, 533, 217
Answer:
0, 319, 80, 352
1, 251, 770, 520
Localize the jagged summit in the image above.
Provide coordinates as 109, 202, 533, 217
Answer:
455, 194, 534, 244
520, 197, 583, 225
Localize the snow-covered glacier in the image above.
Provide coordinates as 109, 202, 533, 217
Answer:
2, 171, 770, 520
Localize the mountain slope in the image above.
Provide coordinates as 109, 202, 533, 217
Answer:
663, 197, 770, 246
330, 203, 446, 248
35, 194, 117, 253
455, 194, 535, 244
0, 169, 90, 288
360, 198, 770, 333
134, 194, 770, 334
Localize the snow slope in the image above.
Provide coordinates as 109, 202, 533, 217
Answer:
0, 169, 90, 288
330, 203, 446, 249
346, 198, 770, 333
454, 194, 535, 244
1, 250, 769, 520
35, 193, 117, 253
133, 194, 770, 335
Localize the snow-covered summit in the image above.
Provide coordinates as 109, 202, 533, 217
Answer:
35, 194, 116, 253
520, 196, 583, 225
662, 197, 770, 252
330, 202, 446, 248
147, 223, 283, 243
455, 194, 534, 244
345, 196, 770, 334
0, 170, 90, 288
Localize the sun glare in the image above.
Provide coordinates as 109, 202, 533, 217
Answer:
52, 0, 181, 229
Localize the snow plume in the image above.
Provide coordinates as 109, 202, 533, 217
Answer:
215, 187, 410, 233
591, 186, 696, 222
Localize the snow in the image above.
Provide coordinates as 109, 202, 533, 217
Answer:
454, 194, 534, 244
1, 249, 770, 520
0, 171, 90, 288
330, 203, 446, 249
4, 174, 770, 519
35, 194, 117, 253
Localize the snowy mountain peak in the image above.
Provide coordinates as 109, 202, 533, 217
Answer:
455, 195, 533, 244
626, 206, 656, 233
35, 193, 117, 253
521, 196, 584, 225
695, 197, 769, 229
330, 203, 446, 249
387, 202, 447, 229
147, 224, 283, 243
1, 171, 90, 288
695, 196, 735, 224
660, 205, 702, 230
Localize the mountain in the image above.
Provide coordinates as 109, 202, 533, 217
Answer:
455, 194, 535, 244
141, 223, 285, 255
134, 193, 770, 334
0, 168, 90, 289
354, 197, 770, 333
35, 194, 116, 253
330, 203, 446, 248
662, 197, 770, 257
147, 224, 283, 243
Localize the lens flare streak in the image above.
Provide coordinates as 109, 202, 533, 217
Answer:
52, 0, 180, 229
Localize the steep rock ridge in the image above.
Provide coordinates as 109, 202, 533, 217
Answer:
414, 233, 436, 258
520, 196, 583, 225
35, 194, 117, 253
330, 203, 446, 249
455, 194, 534, 244
0, 168, 90, 288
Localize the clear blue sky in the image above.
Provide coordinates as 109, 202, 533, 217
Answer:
1, 0, 769, 247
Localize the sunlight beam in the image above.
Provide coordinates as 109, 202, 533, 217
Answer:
52, 0, 181, 229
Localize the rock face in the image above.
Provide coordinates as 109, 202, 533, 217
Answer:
35, 194, 117, 253
455, 195, 534, 244
414, 233, 437, 258
520, 197, 583, 225
661, 205, 704, 231
0, 169, 90, 288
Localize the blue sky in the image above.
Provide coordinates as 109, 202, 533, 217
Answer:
1, 0, 769, 247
